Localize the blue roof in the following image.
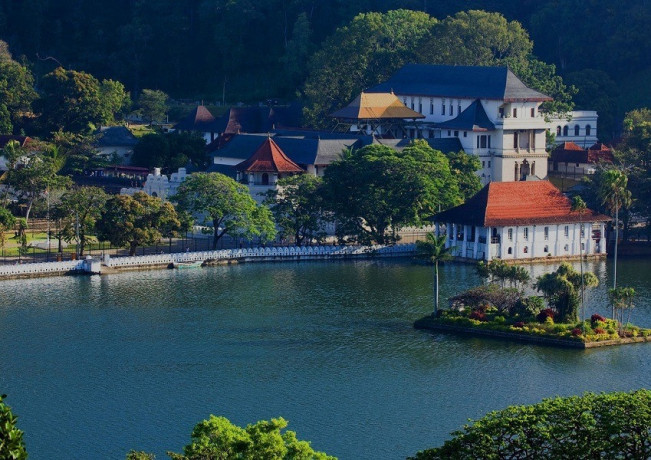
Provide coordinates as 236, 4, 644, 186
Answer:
366, 64, 551, 102
436, 99, 495, 131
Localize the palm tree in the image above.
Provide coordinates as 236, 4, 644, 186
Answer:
571, 196, 587, 325
416, 232, 453, 315
598, 169, 632, 316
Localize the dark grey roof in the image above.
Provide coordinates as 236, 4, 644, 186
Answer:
210, 134, 270, 160
374, 137, 463, 154
366, 64, 552, 102
174, 106, 218, 132
436, 99, 495, 131
95, 126, 138, 147
205, 163, 238, 179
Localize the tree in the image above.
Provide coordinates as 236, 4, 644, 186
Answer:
136, 89, 168, 124
264, 174, 327, 246
0, 41, 37, 134
96, 192, 181, 256
3, 141, 71, 223
608, 287, 636, 332
572, 195, 588, 324
173, 173, 276, 249
131, 132, 207, 173
410, 390, 651, 460
302, 9, 436, 127
0, 394, 27, 460
476, 259, 530, 290
534, 262, 598, 323
99, 79, 132, 124
416, 10, 575, 115
416, 233, 453, 315
322, 141, 462, 245
56, 187, 108, 257
166, 415, 335, 460
445, 151, 481, 201
0, 205, 15, 256
597, 168, 631, 295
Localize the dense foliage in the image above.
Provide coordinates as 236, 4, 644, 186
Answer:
164, 415, 335, 460
0, 394, 27, 460
410, 390, 651, 459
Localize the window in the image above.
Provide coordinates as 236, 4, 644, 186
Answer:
514, 132, 519, 148
564, 244, 569, 252
523, 246, 528, 253
261, 173, 269, 185
458, 102, 462, 115
508, 247, 512, 254
477, 136, 480, 148
581, 242, 585, 251
430, 98, 434, 115
410, 97, 415, 110
403, 98, 407, 105
441, 99, 446, 115
563, 126, 569, 136
488, 136, 491, 149
508, 229, 513, 241
564, 226, 569, 237
531, 107, 535, 117
544, 227, 549, 240
488, 161, 491, 168
586, 125, 591, 136
544, 245, 549, 253
447, 130, 451, 136
482, 161, 485, 168
523, 227, 529, 240
480, 135, 487, 148
463, 131, 467, 137
513, 108, 518, 118
449, 104, 453, 116
556, 126, 562, 135
418, 98, 422, 113
499, 107, 504, 118
454, 130, 459, 137
574, 125, 580, 136
580, 225, 585, 238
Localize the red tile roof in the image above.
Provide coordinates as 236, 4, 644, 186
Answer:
551, 141, 614, 165
433, 181, 610, 227
235, 137, 304, 173
0, 135, 32, 148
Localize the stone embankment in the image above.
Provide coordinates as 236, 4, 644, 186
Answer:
0, 244, 417, 280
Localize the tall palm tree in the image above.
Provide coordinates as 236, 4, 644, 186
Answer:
598, 169, 632, 317
571, 196, 587, 326
416, 232, 453, 315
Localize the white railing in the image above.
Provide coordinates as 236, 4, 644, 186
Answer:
0, 260, 84, 277
105, 243, 417, 268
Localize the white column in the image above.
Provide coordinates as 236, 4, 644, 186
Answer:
600, 223, 607, 254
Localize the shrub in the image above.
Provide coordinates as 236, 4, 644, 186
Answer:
594, 328, 606, 335
544, 316, 555, 326
511, 296, 545, 318
591, 313, 607, 323
513, 321, 525, 328
493, 315, 506, 324
571, 328, 583, 337
469, 311, 487, 322
537, 308, 556, 323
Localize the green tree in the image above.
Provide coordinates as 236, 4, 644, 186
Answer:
173, 173, 276, 249
534, 262, 598, 323
597, 168, 632, 294
131, 132, 207, 173
125, 450, 155, 460
608, 287, 636, 332
136, 89, 168, 124
416, 233, 453, 315
302, 9, 436, 127
410, 390, 651, 460
167, 415, 335, 460
99, 79, 132, 124
96, 192, 181, 256
0, 40, 37, 134
264, 174, 327, 246
0, 394, 27, 460
56, 186, 108, 257
0, 205, 15, 256
476, 259, 530, 290
323, 141, 462, 245
445, 151, 481, 201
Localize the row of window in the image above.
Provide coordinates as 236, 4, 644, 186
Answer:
505, 243, 585, 256
499, 107, 537, 118
403, 97, 463, 116
507, 225, 585, 241
556, 125, 592, 136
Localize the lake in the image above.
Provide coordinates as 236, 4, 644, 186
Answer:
0, 258, 649, 459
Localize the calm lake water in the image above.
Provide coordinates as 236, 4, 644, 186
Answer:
0, 258, 649, 459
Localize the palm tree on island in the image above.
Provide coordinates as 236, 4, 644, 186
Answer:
417, 233, 453, 316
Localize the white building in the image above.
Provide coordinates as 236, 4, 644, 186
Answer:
121, 167, 188, 200
549, 111, 598, 148
432, 181, 610, 261
364, 64, 553, 184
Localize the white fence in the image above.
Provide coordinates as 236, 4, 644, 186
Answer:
0, 244, 418, 278
0, 260, 85, 277
105, 243, 417, 268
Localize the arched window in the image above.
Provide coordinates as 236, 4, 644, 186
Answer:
507, 247, 512, 255
261, 173, 269, 185
523, 246, 528, 254
586, 125, 591, 136
563, 126, 569, 136
574, 125, 580, 136
556, 126, 561, 135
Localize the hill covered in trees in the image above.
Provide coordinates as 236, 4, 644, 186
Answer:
0, 0, 649, 138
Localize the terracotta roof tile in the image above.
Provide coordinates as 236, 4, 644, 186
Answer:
433, 181, 610, 227
235, 137, 304, 173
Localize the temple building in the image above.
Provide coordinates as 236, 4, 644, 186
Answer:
431, 181, 610, 261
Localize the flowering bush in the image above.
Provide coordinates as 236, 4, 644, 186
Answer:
594, 328, 607, 335
591, 314, 607, 323
537, 308, 556, 323
513, 322, 525, 328
469, 310, 487, 322
571, 328, 583, 337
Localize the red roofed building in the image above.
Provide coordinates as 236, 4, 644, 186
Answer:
235, 137, 304, 201
551, 141, 614, 176
432, 181, 610, 261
